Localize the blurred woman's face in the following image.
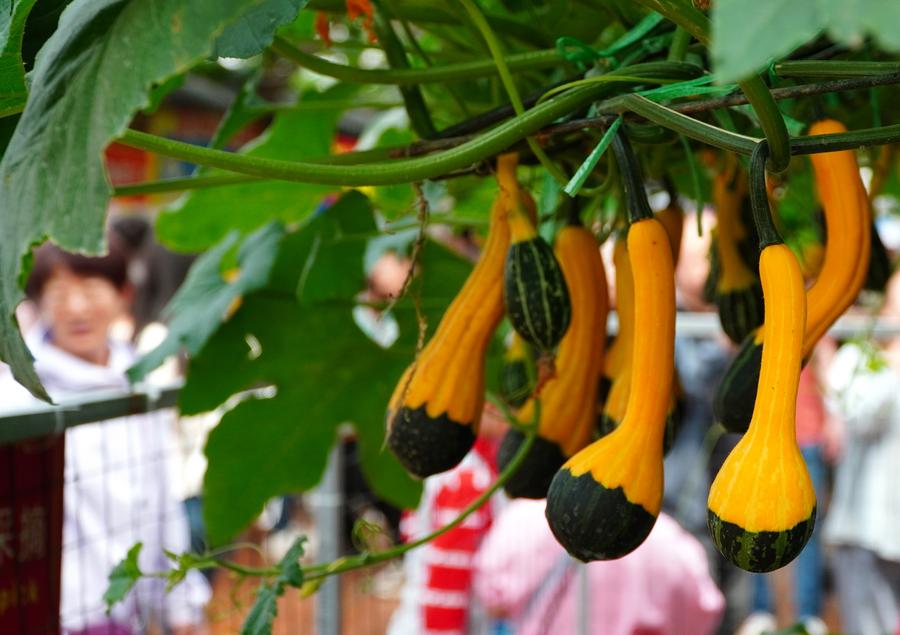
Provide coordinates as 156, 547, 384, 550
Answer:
38, 266, 127, 365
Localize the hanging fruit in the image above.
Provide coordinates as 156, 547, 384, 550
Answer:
545, 130, 675, 561
385, 155, 518, 478
499, 218, 608, 499
714, 119, 871, 434
708, 141, 816, 573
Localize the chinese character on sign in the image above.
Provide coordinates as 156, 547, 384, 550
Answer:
18, 506, 47, 562
0, 508, 13, 566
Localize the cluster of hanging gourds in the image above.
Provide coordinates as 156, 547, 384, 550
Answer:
385, 119, 872, 573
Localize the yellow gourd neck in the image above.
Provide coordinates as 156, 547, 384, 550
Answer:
746, 244, 805, 446
496, 153, 537, 243
604, 237, 635, 378
655, 204, 683, 267
618, 218, 675, 449
803, 119, 871, 355
714, 171, 756, 291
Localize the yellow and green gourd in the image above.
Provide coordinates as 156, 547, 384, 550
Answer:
598, 196, 682, 452
499, 219, 608, 499
546, 130, 675, 561
385, 154, 517, 478
598, 237, 634, 439
503, 177, 571, 352
708, 141, 816, 573
713, 167, 764, 343
714, 119, 871, 434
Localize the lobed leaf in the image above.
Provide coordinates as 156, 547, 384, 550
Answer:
182, 192, 471, 544
0, 0, 289, 399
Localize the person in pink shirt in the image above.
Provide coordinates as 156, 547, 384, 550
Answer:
474, 499, 724, 635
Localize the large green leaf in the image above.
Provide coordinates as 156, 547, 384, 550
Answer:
712, 0, 900, 83
0, 0, 38, 117
822, 0, 900, 51
155, 85, 357, 253
0, 0, 275, 398
214, 0, 306, 59
711, 0, 818, 83
127, 222, 285, 383
179, 192, 472, 544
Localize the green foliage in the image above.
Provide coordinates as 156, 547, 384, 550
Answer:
241, 536, 306, 635
0, 0, 38, 117
156, 85, 356, 252
162, 550, 210, 591
214, 0, 306, 59
177, 192, 471, 544
0, 0, 284, 399
103, 543, 143, 612
128, 221, 285, 382
712, 0, 900, 82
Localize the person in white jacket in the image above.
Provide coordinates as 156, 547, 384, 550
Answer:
0, 239, 210, 635
825, 272, 900, 635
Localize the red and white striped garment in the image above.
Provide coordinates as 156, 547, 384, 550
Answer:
388, 437, 499, 635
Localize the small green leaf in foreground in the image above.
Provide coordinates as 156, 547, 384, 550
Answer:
103, 542, 143, 613
240, 536, 306, 635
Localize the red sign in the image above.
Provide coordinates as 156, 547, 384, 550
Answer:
0, 436, 64, 635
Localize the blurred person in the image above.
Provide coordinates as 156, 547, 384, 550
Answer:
386, 403, 507, 635
0, 239, 210, 635
474, 499, 724, 635
823, 270, 900, 635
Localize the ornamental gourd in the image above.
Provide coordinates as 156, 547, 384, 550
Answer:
546, 131, 675, 561
714, 120, 871, 434
498, 332, 533, 409
708, 141, 816, 573
503, 181, 571, 352
713, 169, 764, 343
598, 237, 633, 437
598, 216, 681, 453
499, 220, 608, 499
385, 155, 517, 477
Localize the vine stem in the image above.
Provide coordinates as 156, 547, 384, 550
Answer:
631, 0, 791, 173
192, 427, 540, 581
749, 141, 781, 248
776, 60, 900, 78
270, 37, 566, 85
611, 129, 653, 222
455, 0, 569, 185
303, 425, 538, 581
307, 0, 553, 47
667, 26, 691, 62
115, 62, 693, 187
114, 70, 900, 198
